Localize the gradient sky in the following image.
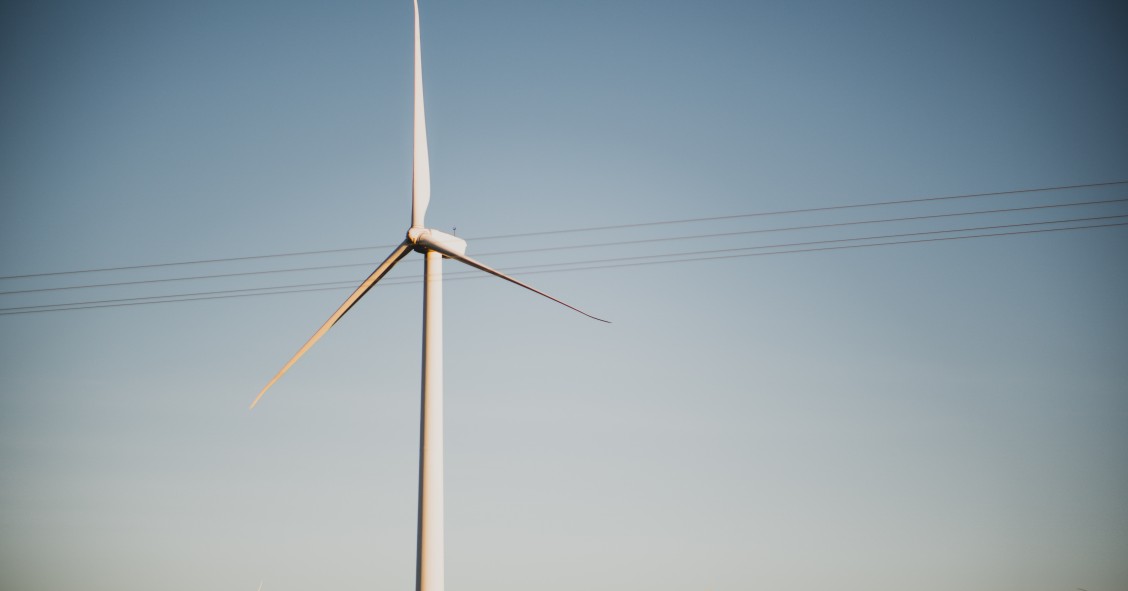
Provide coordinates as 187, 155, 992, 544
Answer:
2, 1, 1126, 590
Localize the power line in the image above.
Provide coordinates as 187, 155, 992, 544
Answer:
470, 180, 1128, 241
544, 221, 1128, 275
500, 215, 1128, 272
0, 260, 390, 296
3, 216, 1123, 316
0, 243, 397, 281
4, 197, 1125, 296
477, 198, 1128, 257
0, 280, 365, 314
2, 179, 1124, 281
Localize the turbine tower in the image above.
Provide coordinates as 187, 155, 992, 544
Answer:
250, 2, 607, 590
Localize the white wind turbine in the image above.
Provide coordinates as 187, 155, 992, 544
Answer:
249, 2, 607, 590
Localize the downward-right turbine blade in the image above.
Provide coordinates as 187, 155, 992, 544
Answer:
411, 0, 430, 229
428, 244, 610, 323
250, 240, 414, 410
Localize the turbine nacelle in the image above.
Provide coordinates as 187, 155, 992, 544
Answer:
408, 227, 467, 257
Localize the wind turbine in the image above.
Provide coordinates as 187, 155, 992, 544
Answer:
249, 2, 607, 590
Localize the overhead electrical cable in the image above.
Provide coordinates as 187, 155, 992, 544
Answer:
0, 243, 397, 281
0, 280, 365, 314
473, 198, 1128, 256
0, 260, 395, 296
3, 215, 1123, 316
2, 179, 1124, 281
486, 216, 1128, 272
3, 197, 1125, 296
469, 180, 1128, 241
527, 221, 1128, 276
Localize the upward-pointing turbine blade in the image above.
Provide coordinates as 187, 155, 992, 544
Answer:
424, 243, 610, 324
250, 240, 414, 410
411, 0, 430, 229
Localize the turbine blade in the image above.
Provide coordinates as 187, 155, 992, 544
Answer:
411, 0, 431, 228
427, 244, 610, 323
250, 240, 414, 409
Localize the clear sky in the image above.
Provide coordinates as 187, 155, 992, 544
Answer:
1, 1, 1126, 590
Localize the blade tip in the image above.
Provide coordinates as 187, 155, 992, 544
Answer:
248, 388, 268, 411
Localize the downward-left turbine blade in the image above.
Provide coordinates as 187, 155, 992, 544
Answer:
411, 0, 430, 229
425, 243, 610, 324
250, 240, 413, 410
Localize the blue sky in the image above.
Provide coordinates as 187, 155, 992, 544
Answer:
2, 1, 1126, 590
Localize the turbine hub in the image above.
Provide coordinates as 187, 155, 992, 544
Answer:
408, 227, 468, 257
